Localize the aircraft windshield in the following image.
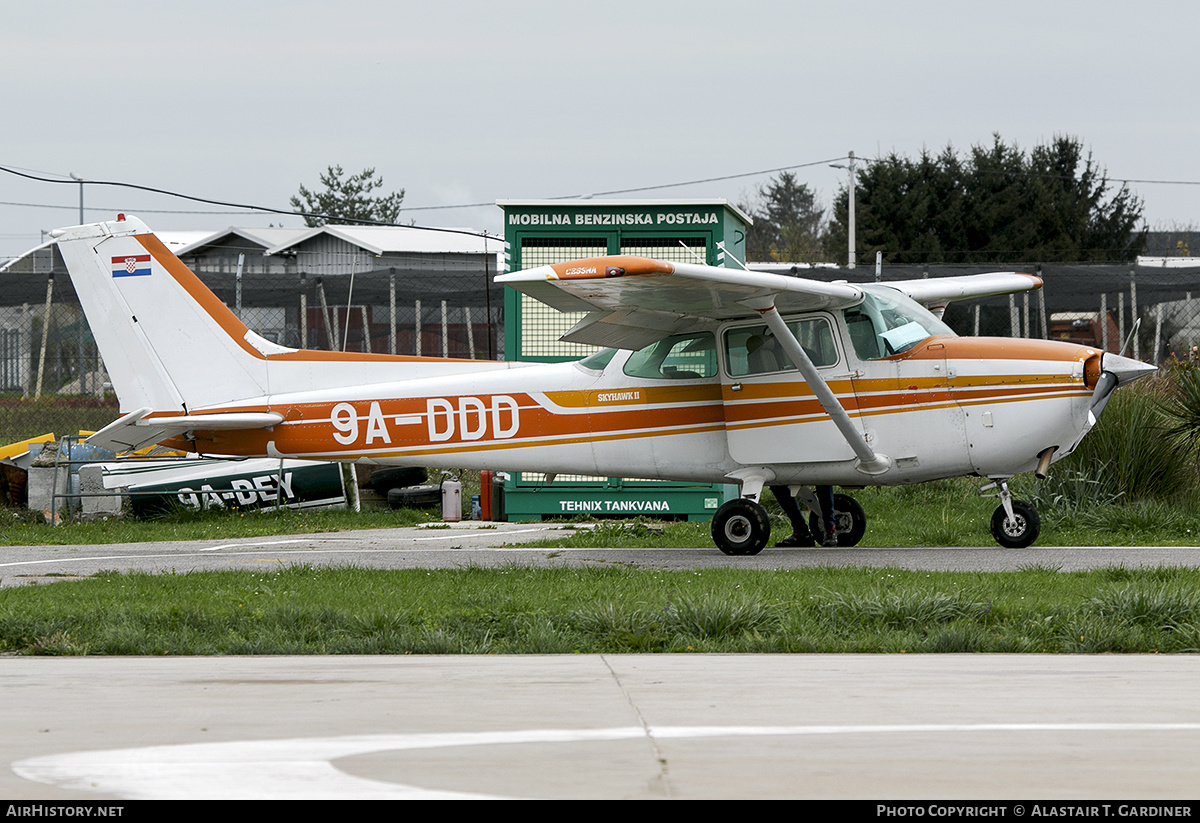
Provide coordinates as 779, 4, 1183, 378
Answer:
578, 348, 618, 371
843, 287, 954, 360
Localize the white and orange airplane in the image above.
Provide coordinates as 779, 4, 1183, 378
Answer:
53, 215, 1154, 553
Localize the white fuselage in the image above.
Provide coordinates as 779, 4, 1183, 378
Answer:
186, 319, 1099, 489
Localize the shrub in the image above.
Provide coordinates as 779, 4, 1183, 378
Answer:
1044, 376, 1192, 504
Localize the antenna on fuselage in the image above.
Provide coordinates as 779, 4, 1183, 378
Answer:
1120, 317, 1141, 358
713, 241, 750, 272
679, 240, 708, 266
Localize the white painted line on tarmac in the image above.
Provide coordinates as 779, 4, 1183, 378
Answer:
15, 723, 1200, 799
201, 539, 311, 551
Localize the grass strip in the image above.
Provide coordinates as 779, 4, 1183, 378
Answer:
8, 476, 1200, 548
2, 564, 1199, 655
0, 506, 433, 546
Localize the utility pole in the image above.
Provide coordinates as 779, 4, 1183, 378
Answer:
69, 172, 83, 223
69, 172, 85, 391
847, 150, 856, 269
830, 151, 857, 268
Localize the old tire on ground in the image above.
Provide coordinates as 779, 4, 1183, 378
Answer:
368, 467, 428, 494
387, 484, 442, 510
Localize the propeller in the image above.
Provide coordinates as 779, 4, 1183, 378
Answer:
1090, 352, 1158, 419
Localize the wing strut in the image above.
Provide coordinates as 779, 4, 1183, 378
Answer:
756, 304, 892, 476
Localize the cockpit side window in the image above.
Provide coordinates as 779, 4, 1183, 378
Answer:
623, 332, 717, 380
724, 317, 838, 377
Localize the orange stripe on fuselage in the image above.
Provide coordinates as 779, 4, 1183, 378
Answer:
374, 421, 729, 459
168, 392, 728, 458
135, 233, 258, 356
544, 384, 722, 409
720, 385, 1084, 426
148, 328, 1097, 459
720, 365, 1088, 425
165, 373, 1089, 459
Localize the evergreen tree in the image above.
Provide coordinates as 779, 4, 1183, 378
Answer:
290, 166, 405, 227
743, 172, 826, 262
827, 135, 1146, 264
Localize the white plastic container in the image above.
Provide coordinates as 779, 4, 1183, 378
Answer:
441, 477, 462, 522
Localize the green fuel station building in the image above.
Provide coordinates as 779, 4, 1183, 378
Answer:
496, 199, 752, 521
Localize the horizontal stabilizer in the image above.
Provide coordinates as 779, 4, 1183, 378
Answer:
87, 407, 284, 453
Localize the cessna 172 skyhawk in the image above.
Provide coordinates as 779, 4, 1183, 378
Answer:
52, 215, 1155, 553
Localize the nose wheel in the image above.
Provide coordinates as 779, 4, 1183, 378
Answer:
712, 498, 771, 555
983, 480, 1041, 548
990, 500, 1040, 548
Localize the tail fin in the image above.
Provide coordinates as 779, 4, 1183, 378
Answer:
54, 216, 274, 414
55, 215, 508, 443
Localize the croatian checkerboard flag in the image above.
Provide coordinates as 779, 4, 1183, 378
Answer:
111, 254, 151, 277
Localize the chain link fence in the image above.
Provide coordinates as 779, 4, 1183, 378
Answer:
3, 244, 1200, 450
771, 260, 1200, 363
0, 243, 504, 446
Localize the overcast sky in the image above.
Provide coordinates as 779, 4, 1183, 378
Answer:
2, 0, 1197, 261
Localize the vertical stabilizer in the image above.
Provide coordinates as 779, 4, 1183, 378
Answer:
53, 216, 270, 413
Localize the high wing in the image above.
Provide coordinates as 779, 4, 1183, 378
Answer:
885, 272, 1044, 319
497, 256, 1042, 349
496, 256, 865, 350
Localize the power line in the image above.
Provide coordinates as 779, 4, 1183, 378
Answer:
850, 154, 1200, 188
0, 165, 496, 241
1113, 177, 1200, 187
0, 199, 269, 216
3, 156, 1198, 235
1, 160, 848, 222
0, 158, 857, 225
554, 158, 851, 198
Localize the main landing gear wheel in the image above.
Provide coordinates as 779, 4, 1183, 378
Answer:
712, 498, 771, 556
990, 500, 1040, 548
807, 493, 867, 547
